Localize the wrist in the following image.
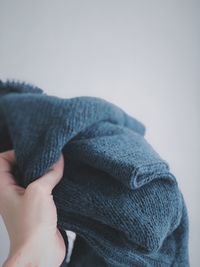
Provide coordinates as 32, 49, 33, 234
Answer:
3, 233, 65, 267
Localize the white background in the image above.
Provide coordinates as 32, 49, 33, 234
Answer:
0, 0, 199, 266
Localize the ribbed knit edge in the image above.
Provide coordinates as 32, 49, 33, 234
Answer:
0, 79, 44, 95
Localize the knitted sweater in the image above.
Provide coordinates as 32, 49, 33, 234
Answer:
0, 81, 189, 267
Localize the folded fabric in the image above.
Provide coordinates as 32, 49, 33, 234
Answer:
0, 80, 189, 266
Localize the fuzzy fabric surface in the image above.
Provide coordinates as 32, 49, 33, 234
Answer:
0, 80, 189, 267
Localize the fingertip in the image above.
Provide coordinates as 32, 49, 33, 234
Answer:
52, 153, 64, 175
0, 149, 16, 163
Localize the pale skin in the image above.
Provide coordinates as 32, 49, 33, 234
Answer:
0, 150, 67, 267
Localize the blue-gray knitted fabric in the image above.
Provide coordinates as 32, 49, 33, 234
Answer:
0, 81, 189, 267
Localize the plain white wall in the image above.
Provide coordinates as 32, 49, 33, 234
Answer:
0, 0, 199, 266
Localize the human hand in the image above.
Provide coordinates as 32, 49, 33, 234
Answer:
0, 150, 66, 267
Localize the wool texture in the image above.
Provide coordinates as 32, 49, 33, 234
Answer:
0, 80, 189, 267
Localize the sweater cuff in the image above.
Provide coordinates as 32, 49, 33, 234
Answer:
59, 228, 69, 267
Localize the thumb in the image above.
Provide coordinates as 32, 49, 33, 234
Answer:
28, 153, 64, 195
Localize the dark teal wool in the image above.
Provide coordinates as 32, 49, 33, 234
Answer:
0, 81, 189, 266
